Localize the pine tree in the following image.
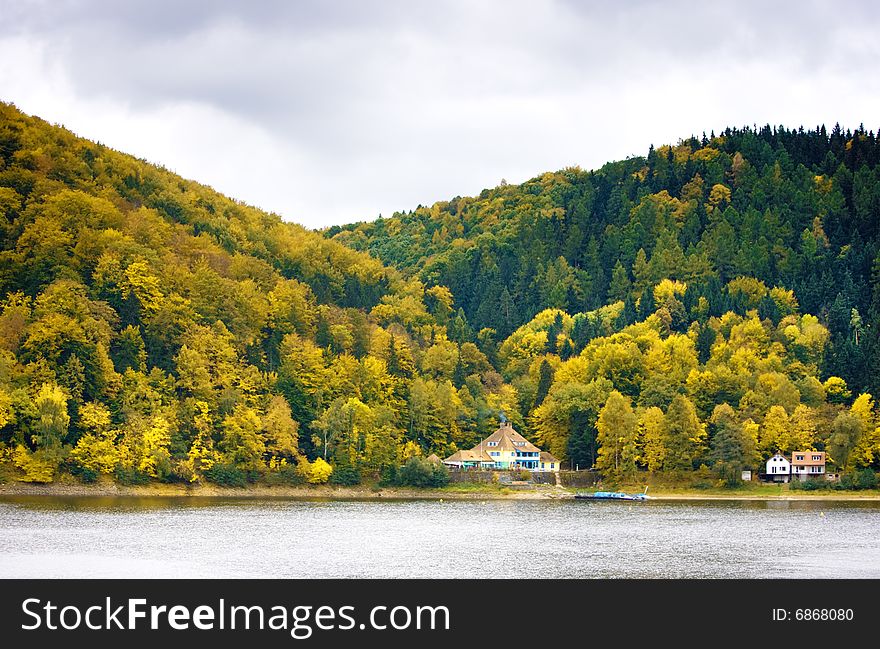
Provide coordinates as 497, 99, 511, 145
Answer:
637, 287, 656, 321
534, 359, 554, 409
608, 260, 632, 302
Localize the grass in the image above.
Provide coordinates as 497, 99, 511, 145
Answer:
575, 479, 880, 498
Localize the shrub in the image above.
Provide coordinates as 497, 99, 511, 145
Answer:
12, 446, 62, 483
713, 461, 742, 488
790, 478, 828, 491
835, 468, 878, 490
306, 457, 333, 484
397, 457, 450, 488
378, 464, 398, 487
330, 464, 361, 486
203, 463, 250, 487
114, 466, 151, 486
855, 468, 878, 490
67, 461, 98, 484
262, 463, 306, 486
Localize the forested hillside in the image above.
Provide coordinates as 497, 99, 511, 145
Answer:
329, 125, 880, 399
0, 102, 499, 486
1, 101, 878, 488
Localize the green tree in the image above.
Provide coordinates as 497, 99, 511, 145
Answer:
661, 395, 706, 471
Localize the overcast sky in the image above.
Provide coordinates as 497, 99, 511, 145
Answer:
1, 1, 879, 228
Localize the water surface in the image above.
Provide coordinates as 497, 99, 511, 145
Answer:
1, 497, 878, 578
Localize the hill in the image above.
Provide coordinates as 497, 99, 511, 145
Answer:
1, 103, 878, 487
327, 125, 880, 399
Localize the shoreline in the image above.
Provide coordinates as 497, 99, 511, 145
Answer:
1, 482, 880, 502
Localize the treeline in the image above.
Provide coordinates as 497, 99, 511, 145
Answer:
0, 102, 878, 489
328, 123, 880, 400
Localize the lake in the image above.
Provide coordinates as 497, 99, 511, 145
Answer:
1, 497, 878, 578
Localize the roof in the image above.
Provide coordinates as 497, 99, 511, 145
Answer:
426, 454, 441, 463
791, 451, 826, 466
473, 421, 541, 454
443, 449, 494, 463
539, 451, 559, 463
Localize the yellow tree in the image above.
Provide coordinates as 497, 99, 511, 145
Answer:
849, 393, 879, 468
596, 391, 638, 482
218, 405, 265, 472
182, 400, 220, 482
637, 406, 665, 472
758, 405, 790, 455
70, 401, 120, 475
262, 395, 300, 459
788, 404, 818, 452
137, 415, 173, 478
32, 383, 70, 448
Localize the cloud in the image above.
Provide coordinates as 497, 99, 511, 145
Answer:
1, 0, 879, 227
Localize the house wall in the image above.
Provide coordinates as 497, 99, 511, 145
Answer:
793, 466, 825, 481
765, 457, 790, 474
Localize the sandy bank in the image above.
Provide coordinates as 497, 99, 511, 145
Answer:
0, 481, 567, 500
1, 481, 879, 502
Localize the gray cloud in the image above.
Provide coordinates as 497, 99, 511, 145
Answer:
1, 0, 879, 227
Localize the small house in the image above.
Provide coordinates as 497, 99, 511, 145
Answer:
790, 451, 826, 481
765, 452, 791, 483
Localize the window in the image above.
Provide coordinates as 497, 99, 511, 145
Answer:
796, 455, 804, 461
487, 442, 498, 447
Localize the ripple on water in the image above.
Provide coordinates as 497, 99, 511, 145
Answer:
0, 497, 878, 578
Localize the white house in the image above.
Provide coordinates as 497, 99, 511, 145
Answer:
765, 452, 792, 483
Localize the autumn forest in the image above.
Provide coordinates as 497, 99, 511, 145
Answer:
1, 101, 879, 488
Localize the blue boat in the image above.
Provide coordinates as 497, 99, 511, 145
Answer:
575, 488, 650, 501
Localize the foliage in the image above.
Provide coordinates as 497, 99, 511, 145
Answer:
4, 103, 880, 486
203, 463, 253, 488
395, 456, 450, 488
305, 457, 333, 484
595, 391, 638, 482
